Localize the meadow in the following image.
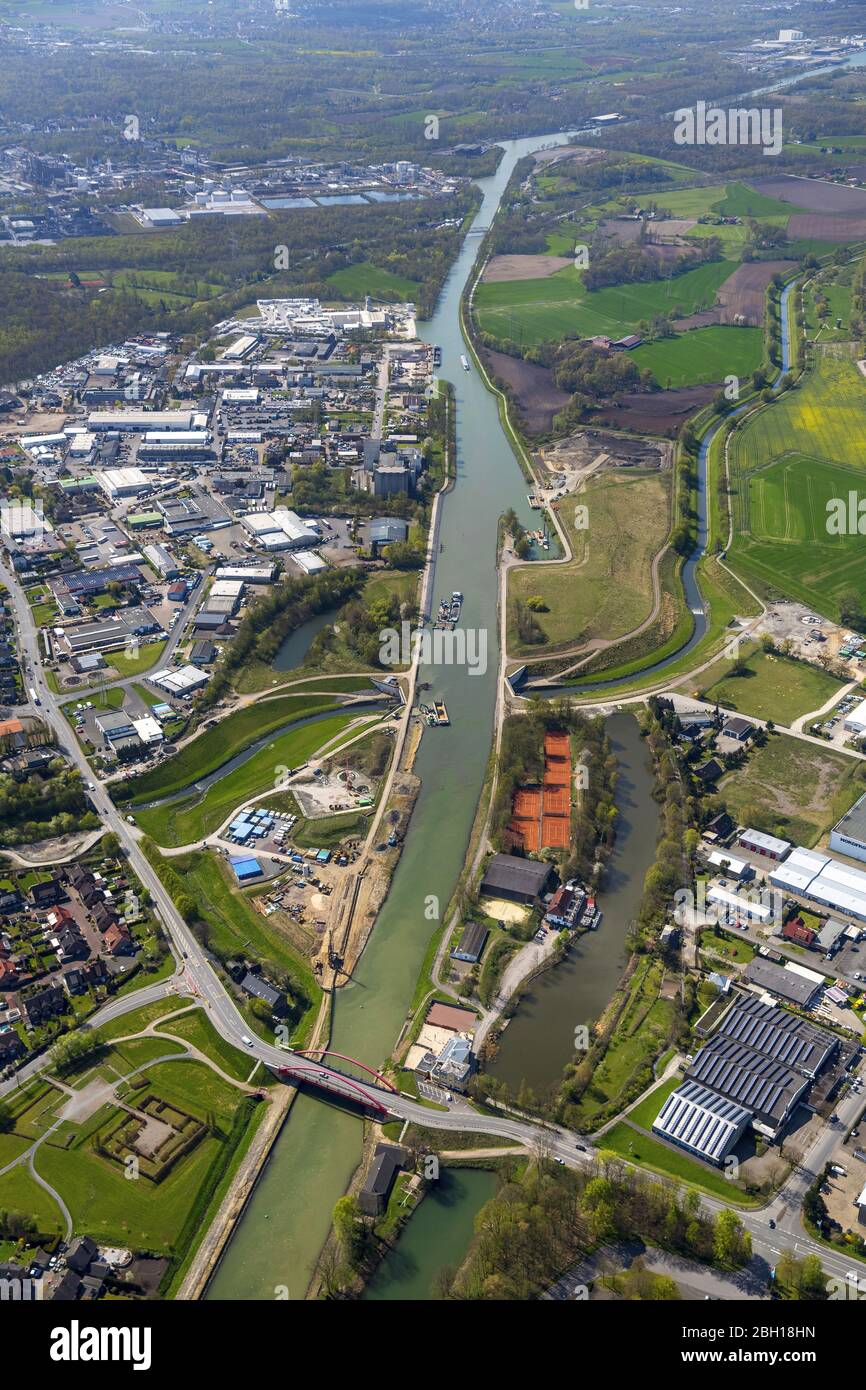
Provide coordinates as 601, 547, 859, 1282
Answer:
632, 324, 764, 388
507, 469, 671, 655
695, 643, 844, 725
474, 259, 738, 347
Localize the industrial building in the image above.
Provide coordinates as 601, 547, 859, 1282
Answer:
713, 993, 838, 1079
842, 699, 866, 736
451, 921, 489, 964
151, 664, 209, 697
742, 957, 823, 1008
142, 544, 179, 579
684, 1033, 810, 1139
830, 791, 866, 864
240, 508, 319, 551
769, 844, 866, 923
738, 828, 791, 860
87, 410, 199, 432
95, 467, 150, 499
652, 1082, 751, 1165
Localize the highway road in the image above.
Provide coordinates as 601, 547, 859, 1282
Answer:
3, 556, 865, 1294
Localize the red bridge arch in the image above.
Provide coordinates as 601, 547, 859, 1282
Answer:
291, 1050, 397, 1093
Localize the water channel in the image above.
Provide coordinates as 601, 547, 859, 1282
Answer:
208, 102, 800, 1298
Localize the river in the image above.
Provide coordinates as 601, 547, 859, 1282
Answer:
207, 129, 574, 1300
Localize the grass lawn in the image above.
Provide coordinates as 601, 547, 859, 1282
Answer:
508, 470, 670, 655
700, 927, 755, 967
601, 1122, 757, 1205
695, 643, 844, 724
157, 1006, 263, 1084
717, 730, 866, 846
0, 1162, 65, 1234
624, 1074, 682, 1131
98, 996, 192, 1041
123, 693, 341, 803
632, 325, 764, 388
106, 640, 167, 677
326, 261, 419, 301
134, 710, 356, 843
475, 258, 738, 347
35, 1059, 251, 1252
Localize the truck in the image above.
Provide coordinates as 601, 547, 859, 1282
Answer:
28, 686, 40, 706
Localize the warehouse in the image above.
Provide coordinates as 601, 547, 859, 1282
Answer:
684, 1034, 810, 1139
706, 884, 774, 923
292, 550, 328, 575
652, 1081, 751, 1165
738, 828, 791, 861
231, 857, 264, 883
142, 544, 179, 579
770, 844, 866, 923
843, 698, 866, 736
88, 410, 198, 432
480, 854, 553, 904
151, 664, 209, 696
95, 467, 150, 499
240, 508, 319, 551
769, 846, 829, 896
713, 993, 837, 1079
830, 791, 866, 864
214, 565, 276, 583
742, 957, 823, 1008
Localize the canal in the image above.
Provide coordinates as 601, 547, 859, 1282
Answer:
207, 128, 575, 1301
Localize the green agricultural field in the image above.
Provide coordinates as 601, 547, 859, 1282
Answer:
714, 181, 794, 220
695, 642, 844, 724
632, 325, 764, 388
474, 259, 738, 347
326, 261, 419, 301
717, 731, 866, 846
134, 710, 356, 844
122, 693, 341, 803
508, 469, 671, 655
727, 347, 866, 615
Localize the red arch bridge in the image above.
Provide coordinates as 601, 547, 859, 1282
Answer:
274, 1050, 398, 1119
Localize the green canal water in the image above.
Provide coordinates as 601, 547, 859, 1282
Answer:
363, 1168, 497, 1301
207, 128, 592, 1302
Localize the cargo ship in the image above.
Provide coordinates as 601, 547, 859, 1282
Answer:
432, 345, 442, 367
460, 354, 470, 372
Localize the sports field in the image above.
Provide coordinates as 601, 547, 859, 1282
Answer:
507, 469, 670, 655
727, 347, 866, 614
632, 324, 763, 387
474, 259, 738, 347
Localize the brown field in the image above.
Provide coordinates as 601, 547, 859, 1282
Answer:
671, 308, 722, 331
482, 253, 572, 282
647, 219, 698, 239
590, 384, 717, 435
598, 218, 644, 245
787, 212, 866, 242
716, 259, 796, 325
483, 349, 570, 436
748, 174, 866, 214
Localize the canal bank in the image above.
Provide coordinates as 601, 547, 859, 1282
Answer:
206, 129, 575, 1301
